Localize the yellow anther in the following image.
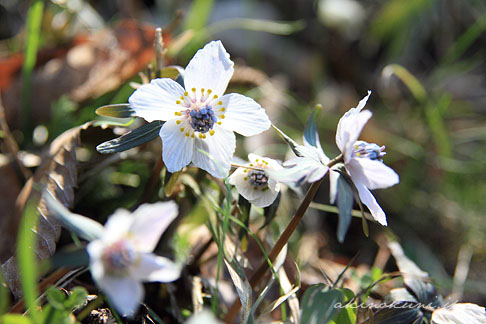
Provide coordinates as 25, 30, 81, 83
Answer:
176, 120, 181, 125
220, 115, 225, 119
249, 163, 254, 166
220, 107, 226, 112
209, 130, 215, 136
184, 91, 188, 96
213, 95, 218, 99
185, 132, 190, 137
217, 101, 223, 105
174, 111, 182, 116
244, 177, 248, 181
176, 100, 181, 104
357, 153, 361, 156
180, 127, 185, 132
201, 88, 205, 92
243, 169, 248, 173
217, 121, 222, 125
256, 159, 259, 162
191, 88, 196, 92
207, 89, 212, 94
191, 133, 195, 138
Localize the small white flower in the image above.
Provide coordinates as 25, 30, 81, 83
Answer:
228, 153, 283, 207
431, 303, 486, 324
128, 40, 271, 178
333, 91, 399, 225
87, 201, 181, 316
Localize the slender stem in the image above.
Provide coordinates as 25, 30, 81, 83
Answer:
154, 27, 164, 78
230, 163, 264, 171
224, 154, 344, 322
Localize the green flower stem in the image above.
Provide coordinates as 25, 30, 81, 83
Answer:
224, 154, 342, 323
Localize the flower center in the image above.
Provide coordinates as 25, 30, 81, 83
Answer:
174, 88, 226, 138
353, 140, 386, 160
102, 239, 137, 274
248, 170, 269, 187
189, 107, 217, 133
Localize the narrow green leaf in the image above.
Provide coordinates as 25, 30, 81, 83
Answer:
164, 171, 181, 197
96, 121, 163, 154
95, 104, 135, 118
272, 125, 305, 157
0, 270, 9, 316
261, 191, 281, 229
207, 18, 305, 36
303, 104, 322, 148
21, 0, 44, 137
17, 199, 41, 323
2, 314, 34, 324
336, 175, 354, 243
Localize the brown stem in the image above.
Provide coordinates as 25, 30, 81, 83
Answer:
224, 154, 344, 323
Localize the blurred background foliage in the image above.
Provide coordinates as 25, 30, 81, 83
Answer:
0, 0, 485, 314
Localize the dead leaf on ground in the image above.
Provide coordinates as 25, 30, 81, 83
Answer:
1, 20, 167, 128
0, 122, 109, 297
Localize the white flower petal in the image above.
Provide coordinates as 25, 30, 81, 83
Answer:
103, 209, 133, 243
329, 168, 339, 204
192, 125, 235, 178
184, 40, 234, 97
96, 275, 144, 317
336, 110, 372, 162
274, 158, 328, 185
87, 240, 106, 280
160, 119, 194, 173
129, 201, 178, 253
356, 90, 371, 112
355, 182, 387, 226
249, 182, 280, 208
347, 158, 399, 190
219, 93, 271, 136
128, 78, 185, 122
432, 303, 486, 324
133, 253, 180, 283
228, 167, 261, 201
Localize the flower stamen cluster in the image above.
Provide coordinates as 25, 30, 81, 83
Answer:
353, 140, 386, 161
102, 238, 138, 275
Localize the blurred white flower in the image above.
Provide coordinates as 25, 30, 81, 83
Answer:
128, 40, 271, 178
186, 309, 222, 324
87, 201, 180, 316
333, 91, 399, 225
228, 153, 283, 207
431, 303, 486, 324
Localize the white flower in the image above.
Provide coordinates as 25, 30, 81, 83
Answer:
333, 91, 399, 226
431, 303, 486, 324
128, 40, 271, 178
87, 201, 181, 316
228, 153, 283, 207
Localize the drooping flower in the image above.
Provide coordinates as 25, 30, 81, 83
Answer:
87, 201, 181, 316
128, 40, 271, 178
333, 91, 399, 225
228, 153, 283, 207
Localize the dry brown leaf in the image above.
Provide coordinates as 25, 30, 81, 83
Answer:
1, 122, 96, 297
2, 20, 161, 127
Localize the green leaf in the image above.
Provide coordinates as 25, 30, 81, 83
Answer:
43, 192, 104, 241
224, 259, 252, 324
17, 199, 42, 323
2, 314, 34, 324
96, 120, 164, 154
404, 278, 442, 308
95, 104, 135, 118
260, 191, 281, 229
301, 285, 344, 324
336, 175, 353, 243
50, 247, 89, 268
303, 105, 322, 148
272, 125, 306, 157
0, 270, 9, 316
46, 288, 66, 310
329, 288, 357, 324
64, 287, 88, 310
164, 171, 182, 197
363, 301, 425, 324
